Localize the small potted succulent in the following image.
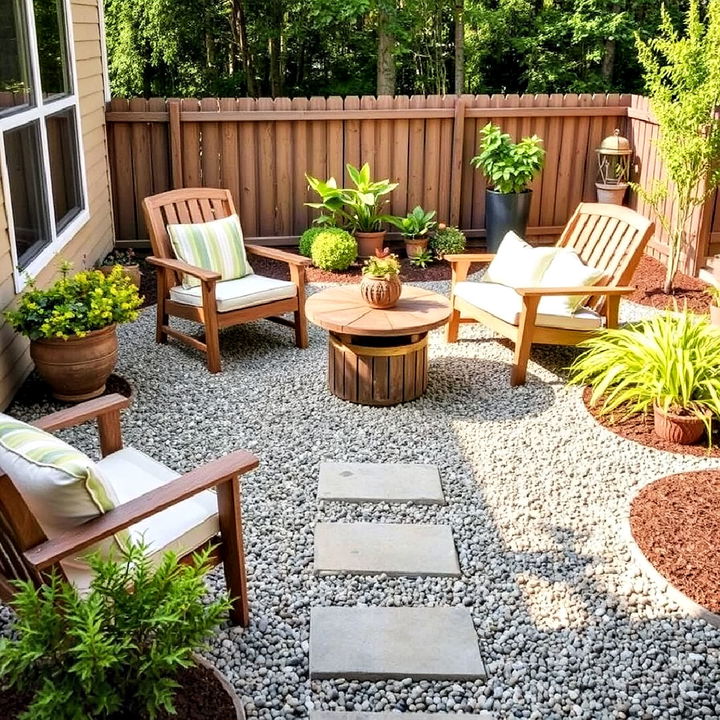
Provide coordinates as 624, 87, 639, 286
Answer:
470, 123, 545, 253
5, 262, 142, 401
306, 163, 398, 257
96, 247, 142, 288
390, 205, 437, 258
360, 247, 402, 308
707, 285, 720, 326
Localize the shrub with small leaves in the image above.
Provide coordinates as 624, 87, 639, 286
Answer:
430, 225, 467, 258
298, 227, 325, 257
310, 228, 358, 270
0, 542, 231, 720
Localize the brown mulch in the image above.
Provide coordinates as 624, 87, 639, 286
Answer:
582, 387, 720, 457
630, 470, 720, 614
628, 255, 712, 313
0, 664, 237, 720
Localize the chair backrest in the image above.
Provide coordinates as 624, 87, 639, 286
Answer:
142, 188, 237, 260
556, 203, 654, 313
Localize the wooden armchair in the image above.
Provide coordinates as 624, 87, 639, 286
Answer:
0, 394, 257, 626
142, 188, 311, 373
446, 203, 654, 385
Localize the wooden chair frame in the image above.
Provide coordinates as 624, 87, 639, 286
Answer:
0, 394, 258, 626
445, 203, 655, 386
142, 188, 311, 373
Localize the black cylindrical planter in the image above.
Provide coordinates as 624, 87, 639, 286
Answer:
485, 189, 533, 253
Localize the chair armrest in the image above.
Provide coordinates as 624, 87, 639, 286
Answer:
244, 244, 311, 267
514, 285, 635, 297
146, 256, 221, 283
32, 394, 131, 433
24, 450, 260, 571
444, 253, 496, 263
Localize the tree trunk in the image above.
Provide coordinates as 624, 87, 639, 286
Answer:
454, 0, 465, 94
601, 3, 621, 86
268, 0, 284, 97
231, 0, 257, 96
376, 11, 396, 96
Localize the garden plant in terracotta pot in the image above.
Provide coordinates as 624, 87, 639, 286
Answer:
0, 543, 244, 720
306, 163, 398, 257
390, 205, 436, 258
360, 248, 402, 308
570, 308, 720, 445
5, 263, 142, 402
96, 247, 142, 288
707, 285, 720, 326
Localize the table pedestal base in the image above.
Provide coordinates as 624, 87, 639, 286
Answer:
328, 332, 428, 406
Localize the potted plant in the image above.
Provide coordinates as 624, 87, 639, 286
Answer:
570, 309, 720, 445
360, 247, 402, 308
389, 205, 437, 258
707, 285, 720, 326
470, 123, 545, 253
306, 163, 398, 257
430, 224, 467, 259
0, 543, 244, 720
96, 247, 142, 288
5, 263, 142, 402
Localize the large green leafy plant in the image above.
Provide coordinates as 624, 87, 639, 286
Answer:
569, 308, 720, 436
306, 163, 398, 232
470, 123, 545, 194
633, 0, 720, 294
6, 264, 142, 340
0, 543, 231, 720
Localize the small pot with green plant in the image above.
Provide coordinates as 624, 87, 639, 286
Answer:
706, 284, 720, 326
430, 224, 467, 259
570, 308, 720, 445
306, 163, 398, 257
360, 247, 402, 308
470, 123, 545, 253
5, 263, 142, 402
0, 542, 243, 720
390, 205, 437, 258
96, 247, 141, 288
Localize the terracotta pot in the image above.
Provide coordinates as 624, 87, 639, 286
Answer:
595, 183, 628, 205
30, 325, 118, 402
360, 274, 402, 309
98, 263, 142, 289
355, 230, 387, 258
405, 237, 429, 259
192, 654, 245, 720
710, 304, 720, 326
652, 403, 708, 445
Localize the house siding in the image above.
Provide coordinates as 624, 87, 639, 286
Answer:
0, 0, 114, 409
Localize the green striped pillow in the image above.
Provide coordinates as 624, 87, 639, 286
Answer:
167, 213, 253, 289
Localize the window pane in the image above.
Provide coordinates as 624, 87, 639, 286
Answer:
33, 0, 70, 100
4, 122, 50, 268
46, 107, 82, 231
0, 0, 34, 116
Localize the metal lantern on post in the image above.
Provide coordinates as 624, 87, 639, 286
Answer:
595, 129, 632, 205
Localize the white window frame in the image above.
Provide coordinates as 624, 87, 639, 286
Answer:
0, 0, 89, 292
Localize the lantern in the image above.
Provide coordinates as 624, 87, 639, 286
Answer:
595, 129, 632, 205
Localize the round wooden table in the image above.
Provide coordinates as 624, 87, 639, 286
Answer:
306, 285, 451, 406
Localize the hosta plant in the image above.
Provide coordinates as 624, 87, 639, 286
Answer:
0, 543, 231, 720
569, 308, 720, 440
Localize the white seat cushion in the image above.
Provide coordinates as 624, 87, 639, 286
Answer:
454, 281, 603, 331
170, 274, 297, 312
63, 446, 219, 591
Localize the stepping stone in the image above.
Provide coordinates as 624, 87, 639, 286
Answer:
314, 523, 460, 577
318, 462, 444, 505
310, 606, 485, 680
311, 714, 495, 720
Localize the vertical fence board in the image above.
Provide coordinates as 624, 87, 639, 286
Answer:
407, 96, 426, 210
291, 96, 310, 233
274, 97, 293, 235
237, 97, 258, 236
391, 95, 410, 218
256, 97, 276, 235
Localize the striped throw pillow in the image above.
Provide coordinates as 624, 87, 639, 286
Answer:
167, 213, 253, 289
0, 415, 126, 562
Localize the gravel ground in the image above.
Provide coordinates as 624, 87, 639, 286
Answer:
4, 280, 720, 720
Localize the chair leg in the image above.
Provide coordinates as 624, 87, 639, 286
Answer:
156, 271, 168, 344
446, 307, 461, 343
511, 296, 539, 387
216, 477, 250, 627
201, 281, 222, 373
290, 266, 309, 349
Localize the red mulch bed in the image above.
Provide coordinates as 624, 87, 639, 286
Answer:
631, 470, 720, 614
582, 387, 720, 457
0, 664, 236, 720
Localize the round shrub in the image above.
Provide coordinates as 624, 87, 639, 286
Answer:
310, 229, 358, 271
299, 227, 324, 257
430, 225, 466, 258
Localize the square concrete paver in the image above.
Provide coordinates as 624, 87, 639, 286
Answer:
309, 606, 485, 680
318, 462, 444, 504
314, 523, 460, 577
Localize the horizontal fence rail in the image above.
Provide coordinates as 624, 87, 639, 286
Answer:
105, 93, 714, 275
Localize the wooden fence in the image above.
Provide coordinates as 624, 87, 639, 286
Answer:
105, 93, 716, 275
